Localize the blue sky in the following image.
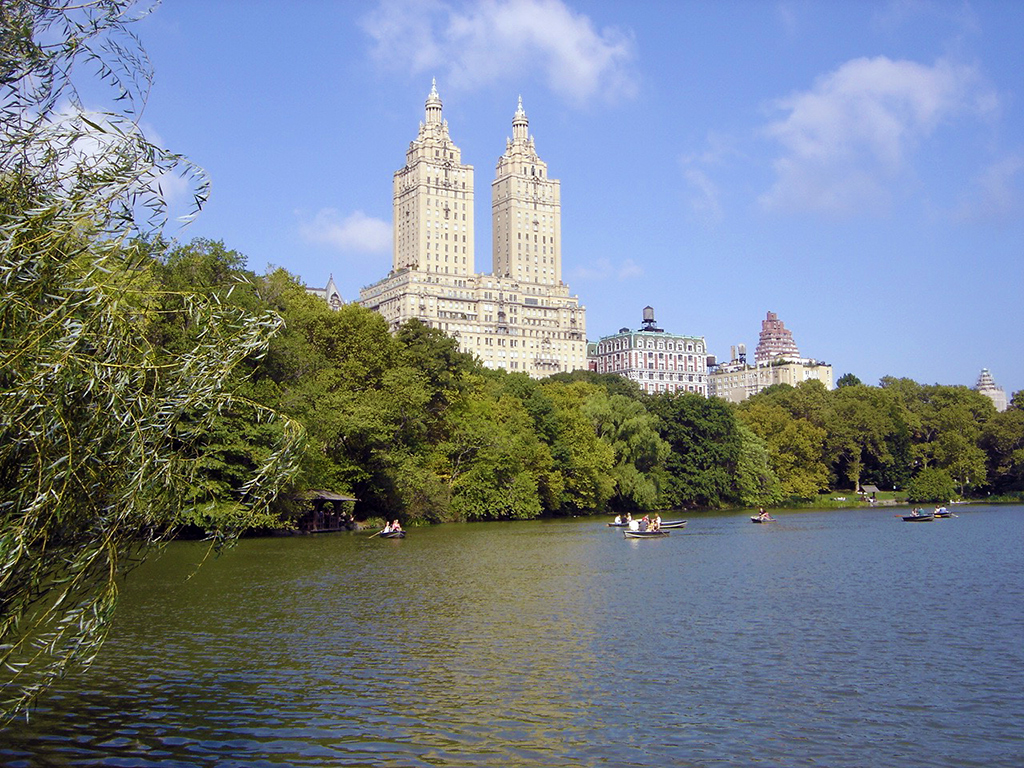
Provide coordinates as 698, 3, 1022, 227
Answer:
132, 0, 1023, 396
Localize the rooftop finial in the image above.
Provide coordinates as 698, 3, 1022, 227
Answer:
425, 78, 443, 122
512, 95, 528, 138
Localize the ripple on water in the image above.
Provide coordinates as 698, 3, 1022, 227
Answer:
2, 508, 1023, 767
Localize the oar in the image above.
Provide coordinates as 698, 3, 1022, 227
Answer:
368, 530, 383, 538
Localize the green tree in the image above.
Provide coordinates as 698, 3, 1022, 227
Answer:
733, 422, 784, 507
905, 467, 955, 503
0, 2, 300, 721
437, 380, 554, 520
540, 381, 616, 512
735, 400, 829, 500
649, 391, 741, 509
980, 404, 1024, 493
826, 385, 901, 491
584, 390, 668, 510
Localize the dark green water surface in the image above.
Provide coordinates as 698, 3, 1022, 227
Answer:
3, 505, 1023, 766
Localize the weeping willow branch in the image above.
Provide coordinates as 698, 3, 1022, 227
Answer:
1, 1, 302, 721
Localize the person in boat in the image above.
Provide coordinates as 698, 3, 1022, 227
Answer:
757, 508, 771, 521
651, 514, 662, 531
628, 518, 640, 531
626, 512, 632, 523
911, 508, 921, 517
381, 520, 392, 533
614, 514, 622, 525
639, 515, 650, 532
390, 519, 402, 532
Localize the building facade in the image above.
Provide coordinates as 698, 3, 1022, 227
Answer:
709, 311, 832, 402
754, 311, 800, 365
358, 82, 587, 377
975, 368, 1008, 412
307, 274, 344, 310
588, 307, 708, 395
708, 356, 834, 403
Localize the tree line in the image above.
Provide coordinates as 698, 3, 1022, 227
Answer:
3, 0, 1022, 722
153, 240, 1024, 529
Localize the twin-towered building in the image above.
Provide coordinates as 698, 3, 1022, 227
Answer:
357, 82, 586, 377
331, 85, 831, 399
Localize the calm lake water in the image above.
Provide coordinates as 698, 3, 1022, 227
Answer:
3, 505, 1023, 767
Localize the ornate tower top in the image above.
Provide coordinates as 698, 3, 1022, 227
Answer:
425, 78, 443, 125
512, 95, 528, 140
975, 368, 1008, 412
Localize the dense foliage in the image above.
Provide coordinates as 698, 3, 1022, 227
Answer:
134, 241, 1024, 527
0, 1, 301, 721
4, 0, 1023, 724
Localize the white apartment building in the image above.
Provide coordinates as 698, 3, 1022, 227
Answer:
358, 82, 587, 377
588, 307, 708, 395
975, 368, 1008, 412
708, 347, 833, 403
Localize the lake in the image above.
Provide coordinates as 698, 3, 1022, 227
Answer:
3, 505, 1023, 767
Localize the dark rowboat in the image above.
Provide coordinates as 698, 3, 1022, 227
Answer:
659, 520, 687, 529
379, 530, 406, 538
901, 514, 934, 522
623, 529, 670, 538
607, 522, 629, 527
751, 516, 776, 523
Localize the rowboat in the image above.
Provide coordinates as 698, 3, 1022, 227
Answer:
751, 516, 776, 523
623, 529, 670, 538
606, 522, 629, 527
901, 514, 934, 522
659, 520, 687, 529
379, 530, 406, 538
934, 508, 955, 518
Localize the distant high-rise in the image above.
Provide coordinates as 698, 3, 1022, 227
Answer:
358, 83, 586, 377
975, 368, 1008, 412
754, 311, 801, 365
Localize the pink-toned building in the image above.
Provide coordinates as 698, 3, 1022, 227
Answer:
708, 311, 832, 403
754, 311, 800, 365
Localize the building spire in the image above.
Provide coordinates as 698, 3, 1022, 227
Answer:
425, 78, 443, 125
511, 94, 529, 141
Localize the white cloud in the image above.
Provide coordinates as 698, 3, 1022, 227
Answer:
680, 133, 739, 224
954, 153, 1024, 223
299, 209, 392, 252
759, 56, 993, 215
361, 0, 637, 105
682, 167, 723, 226
572, 256, 643, 281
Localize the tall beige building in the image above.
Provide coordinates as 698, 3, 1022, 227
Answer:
359, 83, 587, 377
392, 81, 476, 276
492, 97, 561, 286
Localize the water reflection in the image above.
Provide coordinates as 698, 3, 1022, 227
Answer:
3, 507, 1023, 767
